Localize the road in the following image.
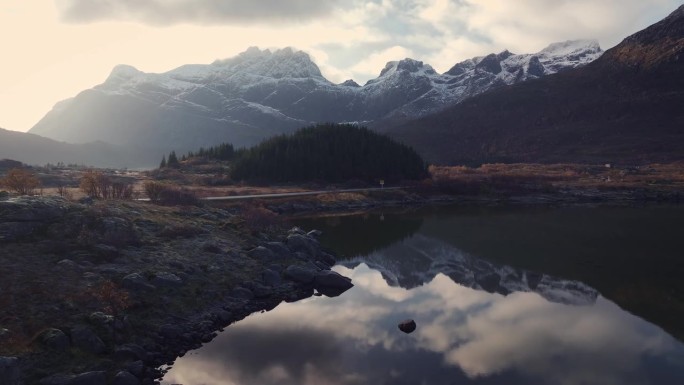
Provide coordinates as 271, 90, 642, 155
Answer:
136, 186, 403, 202
202, 186, 403, 201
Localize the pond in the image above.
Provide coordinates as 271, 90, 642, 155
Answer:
163, 205, 684, 385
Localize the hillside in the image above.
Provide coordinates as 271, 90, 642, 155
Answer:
0, 128, 159, 168
384, 5, 684, 165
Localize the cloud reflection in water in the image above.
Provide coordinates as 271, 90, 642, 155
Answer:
163, 265, 684, 385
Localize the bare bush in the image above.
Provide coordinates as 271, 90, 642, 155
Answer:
1, 168, 41, 195
143, 181, 166, 202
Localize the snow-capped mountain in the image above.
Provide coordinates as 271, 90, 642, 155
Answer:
29, 42, 602, 154
341, 234, 599, 306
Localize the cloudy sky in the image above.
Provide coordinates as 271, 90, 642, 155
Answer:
1, 0, 681, 132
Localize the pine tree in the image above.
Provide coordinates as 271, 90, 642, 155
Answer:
159, 155, 167, 169
167, 151, 180, 168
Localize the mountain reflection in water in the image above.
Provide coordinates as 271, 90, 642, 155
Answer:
163, 206, 684, 384
163, 263, 684, 385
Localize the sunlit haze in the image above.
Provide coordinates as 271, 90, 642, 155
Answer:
0, 0, 680, 132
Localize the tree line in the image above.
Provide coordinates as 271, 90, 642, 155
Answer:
168, 124, 427, 183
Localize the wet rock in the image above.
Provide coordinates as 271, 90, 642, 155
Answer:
398, 319, 417, 334
0, 357, 20, 385
248, 246, 275, 260
286, 234, 319, 257
88, 312, 114, 327
125, 360, 144, 377
159, 324, 184, 339
122, 273, 156, 292
316, 252, 336, 267
114, 343, 147, 361
41, 371, 106, 385
39, 328, 70, 351
229, 287, 254, 300
262, 269, 281, 287
216, 310, 233, 323
283, 265, 316, 284
262, 242, 291, 258
249, 282, 273, 298
288, 227, 306, 236
69, 371, 106, 385
151, 272, 183, 288
70, 325, 105, 354
112, 371, 140, 385
313, 270, 353, 297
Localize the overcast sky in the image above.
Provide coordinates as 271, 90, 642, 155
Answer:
1, 0, 681, 132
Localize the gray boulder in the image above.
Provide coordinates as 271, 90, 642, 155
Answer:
70, 325, 105, 354
40, 371, 106, 385
112, 371, 140, 385
229, 287, 254, 300
151, 272, 183, 288
283, 265, 316, 284
114, 343, 147, 361
69, 371, 107, 385
40, 328, 70, 351
122, 273, 156, 292
0, 357, 20, 385
262, 269, 281, 287
248, 246, 275, 260
262, 242, 291, 258
286, 234, 320, 257
313, 270, 353, 297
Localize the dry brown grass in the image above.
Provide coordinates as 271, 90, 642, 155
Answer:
429, 162, 684, 194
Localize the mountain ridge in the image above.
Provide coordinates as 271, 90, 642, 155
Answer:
29, 41, 602, 158
384, 5, 684, 165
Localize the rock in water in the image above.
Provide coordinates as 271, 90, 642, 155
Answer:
398, 319, 417, 334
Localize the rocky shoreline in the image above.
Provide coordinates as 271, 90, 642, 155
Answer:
0, 196, 352, 385
262, 187, 682, 216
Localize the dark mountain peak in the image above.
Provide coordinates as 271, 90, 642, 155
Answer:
379, 58, 434, 77
602, 5, 684, 68
340, 79, 360, 87
497, 49, 514, 60
475, 53, 503, 74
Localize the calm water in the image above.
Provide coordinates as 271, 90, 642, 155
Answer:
163, 205, 684, 385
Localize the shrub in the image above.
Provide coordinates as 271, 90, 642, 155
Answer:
1, 168, 41, 195
241, 204, 283, 232
80, 170, 134, 200
143, 181, 166, 202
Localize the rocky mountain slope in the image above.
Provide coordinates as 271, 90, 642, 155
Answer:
385, 5, 684, 165
29, 42, 601, 156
